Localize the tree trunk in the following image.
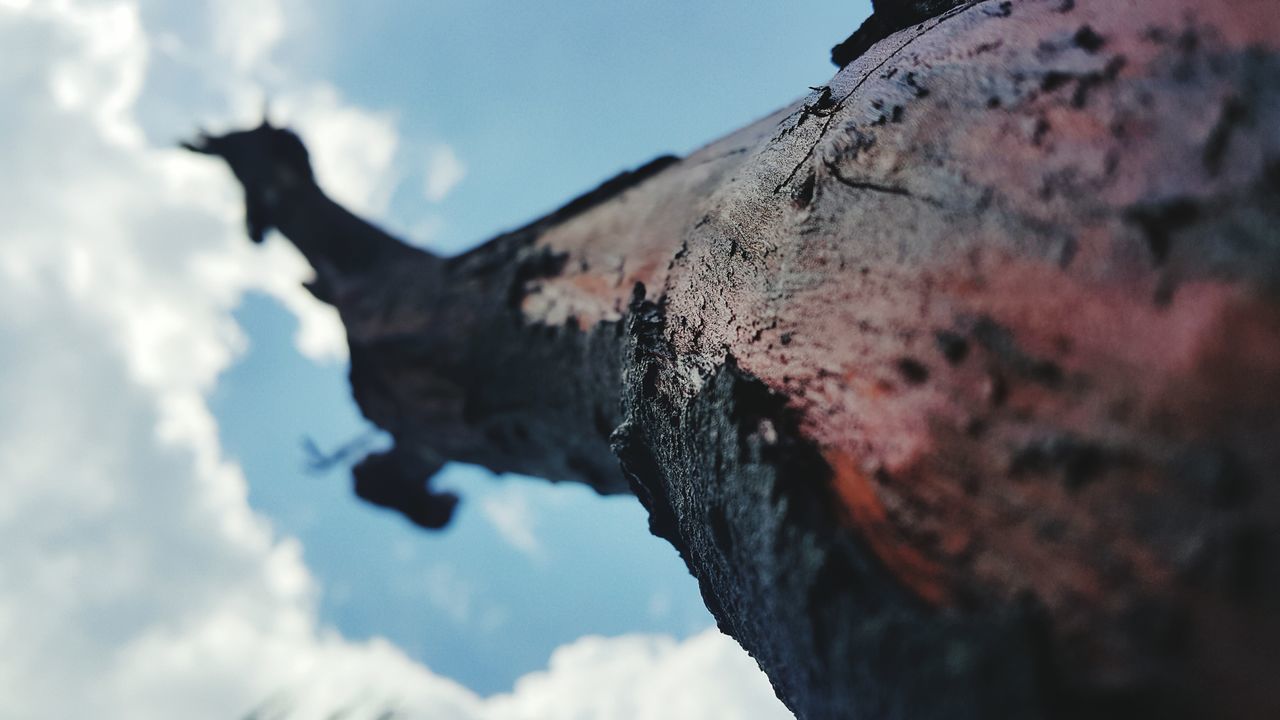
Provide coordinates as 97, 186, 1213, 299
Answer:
189, 1, 1280, 717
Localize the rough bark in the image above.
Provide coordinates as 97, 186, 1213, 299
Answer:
189, 1, 1280, 717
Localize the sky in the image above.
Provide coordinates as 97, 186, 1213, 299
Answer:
0, 1, 867, 718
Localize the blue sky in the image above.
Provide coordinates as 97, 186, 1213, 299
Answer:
301, 1, 866, 252
0, 1, 867, 717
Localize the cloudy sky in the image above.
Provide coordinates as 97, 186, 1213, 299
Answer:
0, 1, 864, 718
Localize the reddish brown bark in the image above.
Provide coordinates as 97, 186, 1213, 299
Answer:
191, 1, 1280, 717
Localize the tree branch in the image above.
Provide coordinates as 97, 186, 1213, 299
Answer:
190, 1, 1280, 716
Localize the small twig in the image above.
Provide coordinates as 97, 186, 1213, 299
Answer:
302, 429, 381, 473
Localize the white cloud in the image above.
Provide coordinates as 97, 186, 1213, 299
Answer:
210, 0, 285, 74
272, 83, 402, 217
484, 630, 792, 720
242, 629, 789, 720
423, 143, 466, 202
421, 563, 479, 625
0, 2, 793, 719
46, 0, 147, 145
648, 590, 673, 620
481, 489, 544, 559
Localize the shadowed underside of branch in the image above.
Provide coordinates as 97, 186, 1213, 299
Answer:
190, 1, 1280, 717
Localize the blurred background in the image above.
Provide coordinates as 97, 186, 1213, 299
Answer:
0, 1, 865, 717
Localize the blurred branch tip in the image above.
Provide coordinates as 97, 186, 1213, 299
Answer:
302, 430, 382, 475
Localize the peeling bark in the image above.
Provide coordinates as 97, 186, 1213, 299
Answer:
189, 1, 1280, 717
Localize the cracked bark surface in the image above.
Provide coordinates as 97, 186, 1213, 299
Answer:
189, 1, 1280, 717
